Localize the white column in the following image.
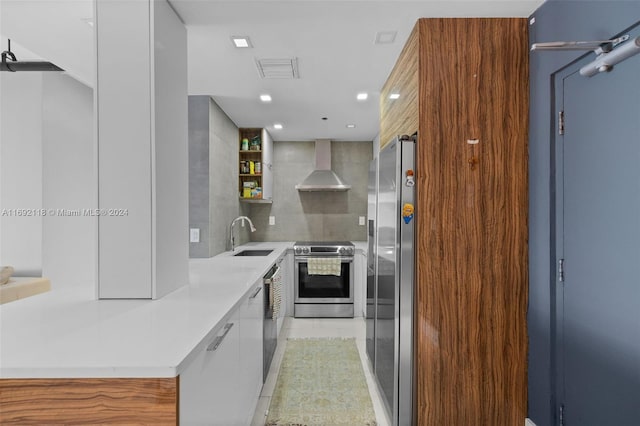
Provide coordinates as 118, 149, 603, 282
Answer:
95, 0, 188, 299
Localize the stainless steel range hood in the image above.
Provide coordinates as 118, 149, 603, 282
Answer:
295, 139, 351, 191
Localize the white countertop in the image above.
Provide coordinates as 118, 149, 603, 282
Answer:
0, 241, 367, 379
0, 242, 291, 379
353, 241, 367, 255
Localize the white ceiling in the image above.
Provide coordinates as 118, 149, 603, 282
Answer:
0, 0, 544, 142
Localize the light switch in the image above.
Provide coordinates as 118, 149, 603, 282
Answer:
359, 216, 366, 226
269, 216, 276, 226
190, 228, 200, 243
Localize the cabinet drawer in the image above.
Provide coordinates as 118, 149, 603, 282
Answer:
180, 310, 240, 425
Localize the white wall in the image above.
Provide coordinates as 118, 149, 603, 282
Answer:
152, 0, 189, 298
0, 73, 43, 275
0, 71, 95, 288
41, 73, 95, 289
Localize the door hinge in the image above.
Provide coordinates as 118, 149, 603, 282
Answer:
559, 404, 565, 426
559, 110, 565, 135
558, 259, 565, 282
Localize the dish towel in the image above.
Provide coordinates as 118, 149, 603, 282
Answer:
270, 267, 282, 321
307, 258, 342, 276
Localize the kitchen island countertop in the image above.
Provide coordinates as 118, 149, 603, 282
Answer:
0, 242, 291, 379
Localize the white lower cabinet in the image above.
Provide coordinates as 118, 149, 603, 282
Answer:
239, 280, 264, 424
180, 281, 264, 426
282, 251, 295, 321
277, 251, 293, 336
180, 309, 241, 425
354, 251, 366, 318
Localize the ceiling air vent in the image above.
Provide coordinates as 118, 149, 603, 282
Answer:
255, 57, 299, 79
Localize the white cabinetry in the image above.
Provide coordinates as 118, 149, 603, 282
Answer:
354, 251, 367, 318
239, 280, 264, 424
180, 309, 241, 425
277, 251, 294, 336
181, 280, 264, 425
282, 250, 295, 326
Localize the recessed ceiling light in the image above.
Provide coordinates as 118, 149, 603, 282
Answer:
346, 124, 356, 129
357, 93, 368, 101
389, 93, 400, 99
273, 123, 283, 130
375, 31, 397, 45
231, 36, 252, 48
260, 94, 272, 102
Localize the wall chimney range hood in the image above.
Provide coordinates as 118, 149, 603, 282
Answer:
295, 139, 351, 191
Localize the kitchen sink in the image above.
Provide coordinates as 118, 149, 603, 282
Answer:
233, 249, 273, 257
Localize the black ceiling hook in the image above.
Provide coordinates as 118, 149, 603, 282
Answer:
2, 39, 17, 72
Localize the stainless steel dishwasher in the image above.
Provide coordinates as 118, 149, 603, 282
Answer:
262, 262, 282, 382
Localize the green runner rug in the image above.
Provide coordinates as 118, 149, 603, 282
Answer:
266, 338, 377, 426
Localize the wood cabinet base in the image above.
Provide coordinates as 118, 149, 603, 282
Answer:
0, 377, 178, 424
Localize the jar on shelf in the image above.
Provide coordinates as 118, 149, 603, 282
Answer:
255, 161, 262, 174
250, 136, 261, 150
241, 138, 249, 151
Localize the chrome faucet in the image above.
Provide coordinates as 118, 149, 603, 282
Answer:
229, 216, 256, 251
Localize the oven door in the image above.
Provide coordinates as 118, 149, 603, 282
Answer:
294, 256, 354, 303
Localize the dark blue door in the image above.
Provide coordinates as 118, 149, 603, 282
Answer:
558, 28, 640, 425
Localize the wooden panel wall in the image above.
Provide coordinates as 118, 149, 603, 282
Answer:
379, 26, 419, 148
0, 377, 178, 424
414, 18, 529, 425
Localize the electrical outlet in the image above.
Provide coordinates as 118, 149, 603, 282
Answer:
269, 216, 276, 226
189, 228, 200, 243
359, 216, 366, 226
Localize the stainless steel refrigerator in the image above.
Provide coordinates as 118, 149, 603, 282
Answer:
366, 135, 415, 426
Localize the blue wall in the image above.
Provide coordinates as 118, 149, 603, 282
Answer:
528, 2, 640, 425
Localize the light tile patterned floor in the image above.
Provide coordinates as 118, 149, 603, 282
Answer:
251, 317, 391, 426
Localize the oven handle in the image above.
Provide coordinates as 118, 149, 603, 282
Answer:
294, 256, 353, 262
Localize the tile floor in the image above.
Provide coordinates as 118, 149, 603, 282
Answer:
250, 317, 391, 426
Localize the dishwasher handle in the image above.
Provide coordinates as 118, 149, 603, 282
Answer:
263, 265, 281, 283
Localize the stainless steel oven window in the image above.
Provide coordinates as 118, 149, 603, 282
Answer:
294, 257, 354, 303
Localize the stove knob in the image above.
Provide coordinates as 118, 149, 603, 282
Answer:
347, 247, 354, 255
294, 247, 301, 255
302, 247, 310, 254
339, 247, 346, 255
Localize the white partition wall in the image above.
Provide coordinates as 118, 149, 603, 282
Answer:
95, 0, 188, 299
150, 0, 189, 299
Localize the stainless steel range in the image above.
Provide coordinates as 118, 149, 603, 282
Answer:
293, 241, 355, 318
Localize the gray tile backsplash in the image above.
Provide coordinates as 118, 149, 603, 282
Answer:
247, 141, 372, 242
189, 96, 247, 258
188, 96, 211, 258
191, 109, 371, 250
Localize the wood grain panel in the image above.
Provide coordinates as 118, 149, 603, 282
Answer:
414, 18, 529, 425
0, 377, 178, 424
379, 25, 419, 148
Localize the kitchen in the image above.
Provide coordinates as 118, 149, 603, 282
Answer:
1, 1, 639, 426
